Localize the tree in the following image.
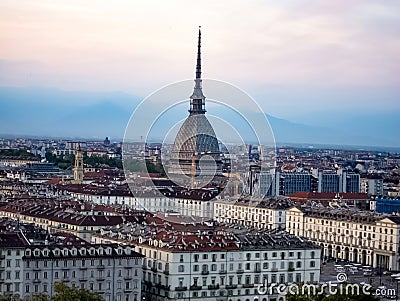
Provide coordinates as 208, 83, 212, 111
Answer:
51, 282, 103, 301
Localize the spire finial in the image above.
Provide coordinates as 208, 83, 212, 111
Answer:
189, 26, 206, 115
196, 26, 202, 79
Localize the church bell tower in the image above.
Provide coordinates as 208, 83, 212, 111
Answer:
73, 144, 84, 184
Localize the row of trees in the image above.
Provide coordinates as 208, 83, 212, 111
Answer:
45, 151, 166, 175
45, 152, 123, 170
0, 149, 38, 158
0, 283, 103, 301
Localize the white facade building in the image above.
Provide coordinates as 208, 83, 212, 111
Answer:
93, 216, 321, 301
213, 197, 290, 230
0, 232, 143, 301
286, 205, 400, 270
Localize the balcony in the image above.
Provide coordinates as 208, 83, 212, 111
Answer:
208, 284, 220, 290
163, 270, 169, 275
79, 277, 87, 282
33, 279, 41, 283
201, 270, 209, 275
190, 285, 202, 290
97, 265, 105, 270
124, 276, 133, 280
151, 267, 157, 273
219, 270, 227, 274
288, 267, 295, 272
96, 277, 105, 282
254, 267, 261, 273
175, 286, 187, 291
226, 284, 237, 289
79, 266, 87, 270
0, 255, 5, 259
271, 268, 278, 272
236, 269, 244, 274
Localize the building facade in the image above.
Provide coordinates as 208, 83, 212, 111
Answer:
286, 205, 400, 270
93, 215, 321, 301
0, 232, 143, 301
213, 197, 290, 230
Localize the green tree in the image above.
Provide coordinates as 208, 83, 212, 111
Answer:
51, 282, 103, 301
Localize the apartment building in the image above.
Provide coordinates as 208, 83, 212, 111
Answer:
63, 184, 219, 218
0, 199, 146, 241
286, 205, 400, 270
0, 231, 143, 301
213, 197, 291, 230
93, 214, 321, 301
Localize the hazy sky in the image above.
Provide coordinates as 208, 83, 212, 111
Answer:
0, 0, 399, 120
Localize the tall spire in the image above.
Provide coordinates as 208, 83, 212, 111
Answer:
189, 26, 206, 115
196, 26, 202, 79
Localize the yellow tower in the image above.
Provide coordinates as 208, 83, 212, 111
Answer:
73, 144, 84, 184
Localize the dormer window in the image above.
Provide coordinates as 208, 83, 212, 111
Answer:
34, 249, 40, 257
25, 250, 31, 257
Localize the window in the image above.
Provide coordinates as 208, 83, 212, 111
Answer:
178, 265, 184, 272
310, 261, 315, 268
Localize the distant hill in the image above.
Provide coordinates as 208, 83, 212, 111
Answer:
0, 86, 398, 148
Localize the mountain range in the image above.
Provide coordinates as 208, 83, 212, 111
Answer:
0, 86, 398, 150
